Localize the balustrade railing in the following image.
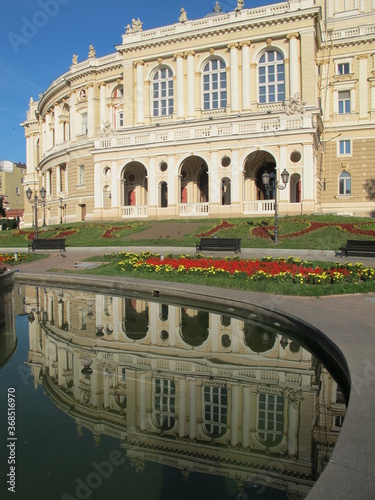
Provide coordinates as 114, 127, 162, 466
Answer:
122, 206, 148, 218
179, 203, 209, 216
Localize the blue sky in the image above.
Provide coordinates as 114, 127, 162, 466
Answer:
0, 0, 268, 164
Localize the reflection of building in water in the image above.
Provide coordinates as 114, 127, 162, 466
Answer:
0, 275, 16, 368
25, 286, 345, 497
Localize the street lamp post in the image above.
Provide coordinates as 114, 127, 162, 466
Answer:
26, 186, 46, 240
59, 197, 65, 224
262, 168, 290, 245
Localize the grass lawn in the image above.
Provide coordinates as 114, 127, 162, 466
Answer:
0, 215, 374, 250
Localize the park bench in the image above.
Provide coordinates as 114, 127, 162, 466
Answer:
196, 237, 241, 254
342, 240, 375, 258
28, 238, 66, 252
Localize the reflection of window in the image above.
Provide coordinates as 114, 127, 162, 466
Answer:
153, 378, 175, 430
259, 50, 285, 103
203, 385, 227, 437
80, 308, 87, 331
339, 140, 351, 155
203, 58, 227, 110
339, 171, 351, 195
257, 392, 284, 445
338, 91, 350, 114
120, 367, 126, 381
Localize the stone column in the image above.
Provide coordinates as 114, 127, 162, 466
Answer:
138, 372, 147, 431
358, 55, 368, 119
178, 378, 186, 438
54, 103, 62, 145
99, 83, 107, 125
287, 33, 300, 98
69, 91, 76, 140
188, 377, 196, 440
87, 84, 95, 137
186, 52, 196, 119
241, 42, 251, 111
242, 386, 251, 448
175, 53, 185, 119
230, 384, 240, 446
136, 61, 145, 125
229, 43, 239, 113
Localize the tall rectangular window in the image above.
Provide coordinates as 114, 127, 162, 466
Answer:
338, 91, 351, 114
339, 140, 351, 155
81, 112, 88, 135
78, 165, 85, 185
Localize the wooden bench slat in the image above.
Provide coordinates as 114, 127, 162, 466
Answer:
344, 240, 375, 257
28, 238, 66, 252
196, 238, 241, 254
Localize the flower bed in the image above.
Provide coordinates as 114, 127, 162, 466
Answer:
196, 220, 235, 237
252, 221, 375, 239
116, 252, 375, 286
0, 253, 32, 265
101, 226, 131, 239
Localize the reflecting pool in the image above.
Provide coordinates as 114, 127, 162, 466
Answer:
0, 284, 347, 500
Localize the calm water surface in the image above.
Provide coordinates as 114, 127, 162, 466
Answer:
0, 284, 346, 500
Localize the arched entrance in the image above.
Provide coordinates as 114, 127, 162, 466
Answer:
179, 156, 209, 216
121, 162, 148, 218
243, 151, 277, 214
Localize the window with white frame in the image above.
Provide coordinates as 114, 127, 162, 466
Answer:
202, 58, 227, 110
78, 165, 85, 186
258, 50, 285, 103
81, 111, 88, 135
337, 62, 350, 75
202, 385, 227, 437
339, 171, 351, 195
257, 392, 284, 445
152, 67, 174, 117
338, 90, 351, 114
338, 139, 351, 155
115, 109, 124, 128
153, 378, 175, 430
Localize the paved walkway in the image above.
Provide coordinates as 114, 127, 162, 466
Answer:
4, 246, 375, 499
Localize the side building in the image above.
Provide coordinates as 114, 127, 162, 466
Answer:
0, 160, 25, 219
21, 0, 375, 227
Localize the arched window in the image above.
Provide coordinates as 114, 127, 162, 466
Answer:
203, 58, 227, 110
112, 85, 123, 98
153, 378, 175, 430
202, 385, 227, 437
152, 67, 173, 116
339, 171, 351, 195
257, 392, 284, 446
258, 50, 285, 103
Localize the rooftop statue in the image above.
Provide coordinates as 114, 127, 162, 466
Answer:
179, 7, 188, 23
72, 54, 78, 65
88, 45, 96, 58
236, 0, 244, 11
126, 18, 143, 34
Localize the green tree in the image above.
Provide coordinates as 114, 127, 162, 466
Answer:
0, 196, 6, 217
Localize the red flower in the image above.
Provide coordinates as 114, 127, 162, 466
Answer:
196, 220, 235, 237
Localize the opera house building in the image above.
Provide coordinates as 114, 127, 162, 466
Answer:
22, 0, 375, 226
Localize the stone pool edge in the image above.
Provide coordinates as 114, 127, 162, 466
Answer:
14, 271, 375, 500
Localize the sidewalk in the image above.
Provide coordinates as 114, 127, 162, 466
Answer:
4, 246, 375, 274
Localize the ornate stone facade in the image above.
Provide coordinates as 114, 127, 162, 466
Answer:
21, 0, 375, 226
